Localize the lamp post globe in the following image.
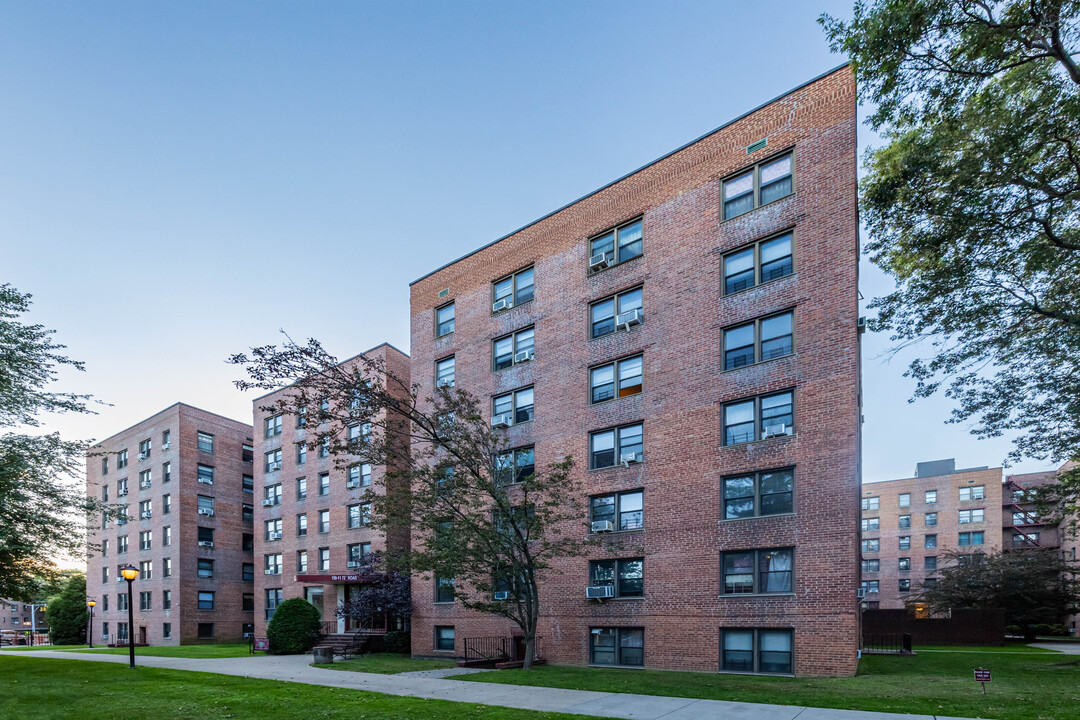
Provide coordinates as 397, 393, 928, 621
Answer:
119, 565, 138, 668
86, 600, 96, 649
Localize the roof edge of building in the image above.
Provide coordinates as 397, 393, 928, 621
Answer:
249, 341, 410, 405
408, 61, 852, 288
862, 466, 1005, 486
90, 401, 252, 448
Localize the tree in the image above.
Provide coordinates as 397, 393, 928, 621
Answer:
820, 3, 1080, 492
0, 284, 118, 601
230, 337, 591, 669
334, 551, 411, 631
45, 573, 88, 646
267, 597, 323, 654
916, 548, 1080, 639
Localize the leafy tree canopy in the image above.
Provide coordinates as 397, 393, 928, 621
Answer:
46, 573, 88, 646
334, 552, 411, 630
820, 3, 1080, 484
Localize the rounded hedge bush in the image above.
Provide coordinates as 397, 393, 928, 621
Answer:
267, 598, 322, 654
382, 630, 411, 654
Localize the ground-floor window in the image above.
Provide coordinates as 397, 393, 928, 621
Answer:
117, 622, 128, 642
197, 623, 214, 639
720, 628, 793, 674
163, 623, 171, 639
589, 627, 644, 667
435, 625, 455, 651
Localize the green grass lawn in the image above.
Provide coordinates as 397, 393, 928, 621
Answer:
68, 642, 257, 658
0, 644, 89, 651
458, 646, 1080, 720
0, 655, 603, 720
314, 652, 458, 674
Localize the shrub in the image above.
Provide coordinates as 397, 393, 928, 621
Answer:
46, 574, 88, 646
267, 598, 322, 654
382, 630, 411, 654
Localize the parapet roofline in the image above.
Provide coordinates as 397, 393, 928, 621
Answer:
409, 62, 852, 287
249, 341, 410, 404
90, 401, 252, 448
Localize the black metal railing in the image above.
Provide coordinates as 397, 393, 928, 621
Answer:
861, 632, 912, 654
464, 636, 511, 661
319, 620, 337, 636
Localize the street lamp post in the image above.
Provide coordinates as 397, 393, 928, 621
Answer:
119, 565, 139, 668
86, 600, 97, 649
27, 603, 46, 647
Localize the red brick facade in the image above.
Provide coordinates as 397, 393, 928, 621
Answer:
86, 403, 255, 645
407, 66, 861, 677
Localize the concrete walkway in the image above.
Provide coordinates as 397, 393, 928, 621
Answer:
0, 648, 989, 720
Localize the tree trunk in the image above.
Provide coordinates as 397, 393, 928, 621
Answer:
523, 634, 534, 671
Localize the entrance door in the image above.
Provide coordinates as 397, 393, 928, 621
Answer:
138, 626, 147, 645
304, 587, 325, 623
344, 585, 361, 631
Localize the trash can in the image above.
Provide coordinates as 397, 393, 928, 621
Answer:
312, 645, 333, 664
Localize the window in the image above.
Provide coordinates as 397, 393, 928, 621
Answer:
264, 450, 282, 473
197, 592, 215, 610
898, 536, 911, 550
435, 626, 455, 651
102, 457, 109, 475
102, 567, 108, 583
958, 531, 985, 546
242, 504, 253, 523
925, 490, 937, 504
242, 563, 254, 582
347, 503, 370, 529
723, 468, 794, 519
1013, 511, 1038, 525
724, 311, 794, 370
899, 579, 911, 593
435, 576, 455, 603
265, 415, 282, 438
958, 509, 985, 524
296, 551, 308, 573
898, 514, 911, 529
722, 548, 793, 595
321, 434, 332, 457
265, 519, 282, 541
198, 559, 214, 579
139, 438, 152, 459
162, 591, 171, 610
925, 512, 938, 527
860, 518, 879, 532
139, 469, 152, 489
198, 526, 214, 544
118, 449, 128, 469
590, 423, 643, 469
348, 463, 372, 488
319, 473, 330, 496
720, 628, 793, 674
139, 560, 152, 580
197, 432, 214, 453
591, 287, 642, 338
138, 500, 152, 518
924, 556, 937, 572
898, 557, 910, 572
493, 267, 534, 309
590, 355, 643, 403
861, 496, 879, 511
264, 484, 282, 506
590, 627, 644, 667
197, 623, 214, 639
139, 530, 152, 551
297, 477, 307, 499
959, 485, 985, 501
348, 543, 370, 562
295, 407, 307, 428
243, 533, 253, 552
102, 539, 109, 557
492, 387, 534, 425
242, 594, 254, 613
297, 514, 308, 536
117, 594, 128, 612
494, 447, 535, 486
723, 231, 794, 294
319, 509, 330, 533
118, 477, 128, 496
1013, 488, 1037, 502
590, 490, 643, 531
197, 495, 215, 515
162, 557, 172, 577
925, 534, 938, 549
590, 558, 644, 597
723, 390, 794, 445
493, 327, 535, 370
722, 153, 793, 220
265, 588, 283, 621
161, 429, 170, 447
1013, 531, 1041, 547
296, 443, 307, 465
163, 462, 171, 483
861, 559, 880, 573
435, 303, 455, 337
265, 554, 282, 575
242, 442, 254, 463
319, 548, 330, 571
436, 356, 455, 387
862, 580, 880, 593
896, 493, 910, 508
590, 218, 643, 272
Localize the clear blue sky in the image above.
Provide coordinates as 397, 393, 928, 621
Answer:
0, 0, 1050, 482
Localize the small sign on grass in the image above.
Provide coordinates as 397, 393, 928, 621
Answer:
974, 666, 991, 693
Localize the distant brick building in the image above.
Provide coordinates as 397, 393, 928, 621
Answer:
407, 65, 862, 677
252, 343, 411, 636
86, 403, 254, 645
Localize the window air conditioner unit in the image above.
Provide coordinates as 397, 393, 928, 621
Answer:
346, 479, 360, 489
437, 377, 453, 388
514, 349, 534, 364
198, 508, 214, 516
197, 477, 213, 485
198, 540, 214, 548
117, 576, 125, 582
492, 298, 512, 313
762, 424, 791, 439
856, 588, 866, 599
141, 511, 152, 519
140, 481, 151, 489
586, 585, 615, 599
117, 489, 128, 496
269, 531, 282, 540
491, 413, 512, 429
269, 461, 282, 471
591, 520, 615, 534
620, 452, 643, 466
101, 634, 109, 639
138, 452, 148, 460
264, 569, 276, 575
493, 591, 511, 601
161, 442, 171, 450
616, 309, 643, 330
589, 253, 610, 272
346, 561, 360, 569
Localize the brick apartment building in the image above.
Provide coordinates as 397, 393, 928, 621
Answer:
252, 344, 411, 635
0, 601, 47, 637
86, 403, 255, 645
407, 65, 862, 677
859, 458, 1073, 613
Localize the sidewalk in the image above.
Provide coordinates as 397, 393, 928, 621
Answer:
0, 648, 988, 720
